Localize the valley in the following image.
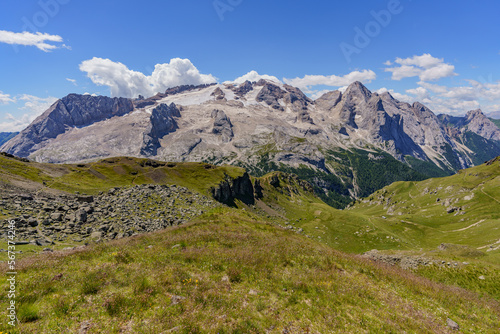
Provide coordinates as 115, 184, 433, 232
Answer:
0, 151, 499, 332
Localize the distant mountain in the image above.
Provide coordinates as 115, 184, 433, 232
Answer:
2, 81, 500, 207
490, 118, 500, 128
0, 132, 19, 146
438, 111, 500, 165
486, 110, 500, 119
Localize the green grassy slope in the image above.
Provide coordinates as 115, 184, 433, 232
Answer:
489, 118, 500, 128
0, 154, 245, 196
1, 208, 499, 333
348, 157, 500, 262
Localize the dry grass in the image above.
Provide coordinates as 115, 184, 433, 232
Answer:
1, 208, 499, 333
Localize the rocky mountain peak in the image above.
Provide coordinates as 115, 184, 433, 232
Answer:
256, 82, 286, 110
0, 94, 134, 158
315, 91, 342, 111
465, 109, 486, 121
464, 109, 500, 141
343, 81, 372, 101
232, 80, 254, 96
379, 91, 396, 102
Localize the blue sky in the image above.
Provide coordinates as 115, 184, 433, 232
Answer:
1, 0, 500, 131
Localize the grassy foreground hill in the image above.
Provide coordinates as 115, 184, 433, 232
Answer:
1, 153, 500, 332
1, 208, 500, 333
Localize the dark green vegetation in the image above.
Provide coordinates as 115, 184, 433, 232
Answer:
489, 117, 500, 128
239, 147, 435, 209
1, 209, 499, 333
0, 132, 18, 146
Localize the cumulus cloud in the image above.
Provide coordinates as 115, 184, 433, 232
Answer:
283, 70, 376, 91
375, 87, 415, 103
0, 95, 58, 132
406, 87, 429, 100
79, 57, 217, 98
384, 54, 457, 81
0, 30, 67, 52
0, 91, 15, 104
400, 79, 500, 115
228, 71, 281, 84
310, 89, 332, 100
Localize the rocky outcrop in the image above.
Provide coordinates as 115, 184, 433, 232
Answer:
283, 84, 314, 123
315, 91, 342, 111
0, 184, 220, 244
439, 109, 500, 142
141, 103, 181, 156
211, 172, 254, 206
256, 83, 285, 110
133, 96, 157, 109
232, 80, 253, 96
1, 94, 134, 157
164, 83, 216, 96
211, 87, 226, 100
464, 109, 500, 141
211, 109, 233, 142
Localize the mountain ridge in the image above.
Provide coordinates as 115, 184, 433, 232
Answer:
2, 81, 500, 207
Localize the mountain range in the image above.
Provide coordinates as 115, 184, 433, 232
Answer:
2, 80, 500, 207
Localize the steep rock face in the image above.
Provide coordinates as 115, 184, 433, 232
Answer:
315, 91, 342, 111
211, 172, 254, 206
464, 109, 500, 141
329, 81, 373, 127
1, 94, 134, 157
439, 110, 500, 142
256, 83, 285, 110
211, 109, 233, 142
232, 80, 253, 96
283, 84, 314, 123
141, 103, 181, 156
211, 87, 226, 101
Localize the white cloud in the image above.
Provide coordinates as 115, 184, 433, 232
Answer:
0, 91, 15, 104
419, 96, 480, 116
310, 89, 331, 100
406, 87, 429, 100
228, 70, 281, 84
483, 105, 500, 113
401, 80, 500, 115
384, 53, 457, 81
337, 86, 348, 93
376, 87, 414, 103
66, 78, 77, 86
79, 57, 218, 98
0, 95, 58, 132
283, 70, 376, 91
394, 54, 443, 68
0, 30, 67, 52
